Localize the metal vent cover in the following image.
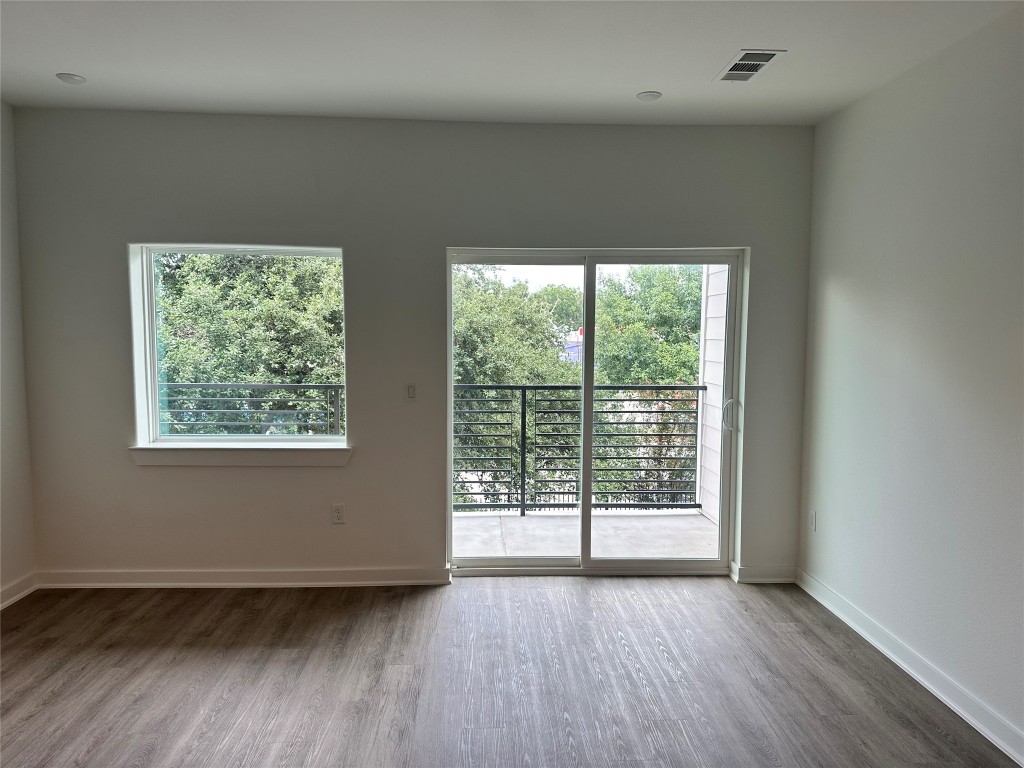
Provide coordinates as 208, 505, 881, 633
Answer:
729, 62, 764, 73
716, 49, 786, 82
721, 72, 756, 82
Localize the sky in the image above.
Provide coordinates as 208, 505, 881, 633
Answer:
496, 264, 630, 290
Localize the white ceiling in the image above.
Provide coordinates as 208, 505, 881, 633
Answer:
0, 1, 1016, 125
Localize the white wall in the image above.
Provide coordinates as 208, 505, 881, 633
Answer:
13, 111, 811, 581
1, 102, 37, 602
802, 8, 1023, 757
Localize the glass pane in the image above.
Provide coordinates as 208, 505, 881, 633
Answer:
152, 249, 345, 437
590, 263, 725, 559
451, 263, 583, 559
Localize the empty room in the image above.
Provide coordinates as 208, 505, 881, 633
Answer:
1, 1, 1021, 766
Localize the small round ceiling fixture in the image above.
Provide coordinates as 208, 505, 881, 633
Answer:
55, 72, 87, 85
636, 90, 662, 102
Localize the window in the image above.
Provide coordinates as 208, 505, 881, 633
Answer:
128, 244, 350, 465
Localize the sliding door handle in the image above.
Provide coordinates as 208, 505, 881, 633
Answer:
722, 399, 738, 431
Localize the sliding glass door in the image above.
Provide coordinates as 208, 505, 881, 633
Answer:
448, 249, 740, 573
449, 260, 584, 566
587, 259, 730, 563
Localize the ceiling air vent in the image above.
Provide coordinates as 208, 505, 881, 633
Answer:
716, 49, 786, 83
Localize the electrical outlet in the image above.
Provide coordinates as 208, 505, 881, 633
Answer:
331, 503, 347, 524
406, 383, 417, 401
809, 508, 817, 532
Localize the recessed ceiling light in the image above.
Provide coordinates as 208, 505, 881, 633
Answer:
636, 91, 662, 102
55, 72, 87, 85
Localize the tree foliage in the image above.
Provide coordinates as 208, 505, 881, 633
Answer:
155, 252, 345, 386
452, 264, 703, 387
451, 265, 580, 386
594, 265, 703, 385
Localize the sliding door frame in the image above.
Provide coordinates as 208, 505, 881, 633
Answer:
447, 247, 746, 576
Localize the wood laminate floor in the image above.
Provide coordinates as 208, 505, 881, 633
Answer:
0, 578, 1014, 768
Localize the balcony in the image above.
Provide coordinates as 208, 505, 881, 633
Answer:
453, 384, 719, 559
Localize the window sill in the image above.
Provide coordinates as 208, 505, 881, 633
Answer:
130, 441, 353, 467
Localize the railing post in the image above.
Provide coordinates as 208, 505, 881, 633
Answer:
693, 386, 701, 506
577, 386, 583, 505
520, 386, 528, 517
332, 387, 341, 435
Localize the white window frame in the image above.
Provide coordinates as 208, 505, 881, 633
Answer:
127, 243, 352, 466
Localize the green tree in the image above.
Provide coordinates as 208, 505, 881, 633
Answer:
451, 265, 579, 386
594, 265, 702, 385
451, 264, 704, 387
532, 283, 584, 339
155, 252, 345, 385
153, 251, 345, 436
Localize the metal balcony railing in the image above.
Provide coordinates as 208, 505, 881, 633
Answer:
158, 382, 345, 435
453, 384, 705, 514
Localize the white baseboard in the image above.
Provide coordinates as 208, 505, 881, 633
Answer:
1, 571, 38, 609
35, 567, 452, 589
730, 562, 797, 583
797, 569, 1024, 766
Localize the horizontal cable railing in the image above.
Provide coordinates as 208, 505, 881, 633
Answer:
159, 382, 345, 435
453, 384, 705, 514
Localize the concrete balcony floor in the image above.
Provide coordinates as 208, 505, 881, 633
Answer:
452, 509, 719, 559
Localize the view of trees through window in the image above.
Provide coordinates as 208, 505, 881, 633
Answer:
153, 250, 346, 436
452, 263, 704, 386
451, 263, 707, 512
